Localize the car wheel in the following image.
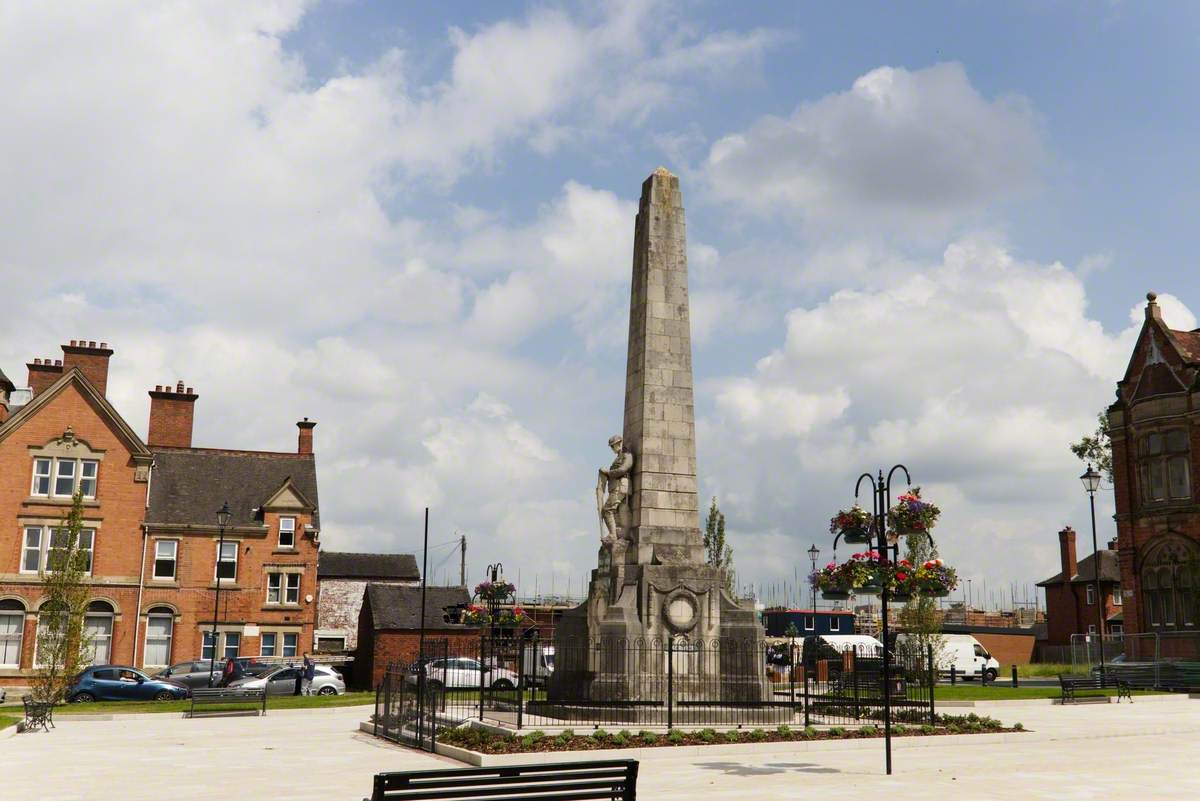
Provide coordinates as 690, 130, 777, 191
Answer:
71, 692, 95, 703
154, 690, 175, 702
983, 669, 998, 684
491, 679, 514, 690
318, 685, 337, 696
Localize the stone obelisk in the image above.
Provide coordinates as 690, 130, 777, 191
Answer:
550, 168, 767, 705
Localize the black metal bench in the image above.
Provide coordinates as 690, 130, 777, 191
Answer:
367, 759, 638, 801
188, 687, 267, 716
21, 695, 54, 732
1058, 673, 1132, 704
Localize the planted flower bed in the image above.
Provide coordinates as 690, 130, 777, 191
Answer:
438, 714, 1023, 754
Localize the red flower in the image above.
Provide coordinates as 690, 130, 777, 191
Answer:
896, 572, 908, 582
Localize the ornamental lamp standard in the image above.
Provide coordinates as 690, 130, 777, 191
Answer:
1080, 464, 1106, 676
208, 501, 232, 686
807, 543, 821, 610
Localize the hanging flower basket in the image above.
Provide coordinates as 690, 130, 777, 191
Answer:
830, 506, 874, 544
914, 559, 957, 597
887, 488, 940, 538
475, 580, 516, 602
461, 604, 491, 626
496, 606, 531, 627
821, 590, 852, 601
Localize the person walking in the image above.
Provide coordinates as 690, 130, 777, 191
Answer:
301, 653, 316, 696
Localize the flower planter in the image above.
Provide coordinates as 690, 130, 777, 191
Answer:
839, 526, 872, 544
857, 583, 882, 596
821, 590, 852, 601
923, 588, 951, 598
895, 523, 925, 537
889, 593, 913, 603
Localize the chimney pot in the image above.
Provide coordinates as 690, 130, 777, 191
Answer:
54, 359, 61, 366
33, 358, 41, 365
1058, 526, 1078, 579
88, 341, 96, 348
100, 342, 107, 349
155, 385, 162, 392
148, 383, 199, 447
297, 418, 317, 454
70, 340, 77, 347
60, 340, 111, 394
186, 387, 193, 394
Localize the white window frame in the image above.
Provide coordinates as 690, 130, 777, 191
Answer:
282, 632, 298, 657
1086, 585, 1096, 606
279, 517, 296, 549
1088, 624, 1097, 635
215, 541, 238, 581
153, 540, 177, 580
144, 611, 174, 667
804, 615, 815, 631
78, 460, 98, 499
261, 632, 277, 657
829, 616, 841, 632
0, 609, 24, 668
52, 458, 76, 498
285, 574, 301, 605
31, 458, 52, 496
1113, 586, 1123, 606
223, 632, 240, 660
22, 526, 94, 575
1111, 624, 1124, 636
267, 573, 282, 604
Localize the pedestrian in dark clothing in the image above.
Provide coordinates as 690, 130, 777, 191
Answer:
293, 664, 303, 696
302, 654, 316, 696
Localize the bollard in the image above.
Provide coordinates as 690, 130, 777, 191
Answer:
1012, 664, 1019, 688
950, 665, 957, 685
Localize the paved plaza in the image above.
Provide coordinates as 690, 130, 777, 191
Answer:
3, 698, 1198, 800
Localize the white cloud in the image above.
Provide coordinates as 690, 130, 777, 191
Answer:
704, 63, 1042, 235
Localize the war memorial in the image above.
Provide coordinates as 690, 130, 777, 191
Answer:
548, 168, 769, 706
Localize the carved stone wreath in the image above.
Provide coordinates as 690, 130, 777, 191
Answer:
661, 588, 699, 634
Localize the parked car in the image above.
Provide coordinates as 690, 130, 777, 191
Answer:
408, 657, 519, 690
155, 657, 276, 688
67, 666, 190, 703
228, 664, 346, 696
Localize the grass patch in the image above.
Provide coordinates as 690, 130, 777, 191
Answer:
0, 714, 20, 730
934, 685, 1162, 701
0, 691, 374, 717
1016, 663, 1075, 678
438, 714, 1018, 754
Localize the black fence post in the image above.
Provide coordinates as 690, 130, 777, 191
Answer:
851, 647, 860, 720
789, 640, 797, 716
478, 637, 485, 721
927, 643, 936, 726
516, 637, 525, 731
803, 663, 810, 728
950, 664, 957, 685
667, 637, 674, 730
1011, 664, 1019, 688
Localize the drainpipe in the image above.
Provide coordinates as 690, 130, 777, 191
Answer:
132, 460, 154, 667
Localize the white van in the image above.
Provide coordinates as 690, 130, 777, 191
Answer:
899, 634, 1000, 682
522, 644, 555, 687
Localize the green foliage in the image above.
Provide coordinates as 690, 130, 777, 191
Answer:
802, 726, 818, 739
920, 724, 935, 735
638, 730, 658, 744
1013, 722, 1025, 732
749, 728, 768, 741
828, 726, 845, 737
698, 727, 718, 743
893, 724, 908, 736
32, 492, 95, 704
704, 497, 734, 591
858, 725, 879, 736
896, 528, 944, 680
667, 729, 686, 743
725, 730, 740, 742
611, 730, 630, 746
1070, 411, 1113, 483
776, 724, 791, 737
592, 728, 608, 741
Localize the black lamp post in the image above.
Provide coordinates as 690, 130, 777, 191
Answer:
208, 501, 232, 686
1080, 464, 1106, 676
807, 543, 820, 610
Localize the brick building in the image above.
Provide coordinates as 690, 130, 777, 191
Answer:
0, 341, 320, 688
1036, 526, 1122, 647
1107, 293, 1200, 645
355, 584, 472, 689
316, 552, 419, 652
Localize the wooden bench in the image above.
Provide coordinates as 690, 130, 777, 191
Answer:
21, 695, 54, 732
367, 759, 638, 801
1058, 673, 1132, 704
188, 687, 267, 717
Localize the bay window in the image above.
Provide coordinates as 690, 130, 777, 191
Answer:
1138, 429, 1191, 504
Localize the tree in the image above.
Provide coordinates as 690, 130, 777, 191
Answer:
1070, 410, 1113, 483
704, 496, 734, 591
895, 531, 944, 685
31, 492, 94, 705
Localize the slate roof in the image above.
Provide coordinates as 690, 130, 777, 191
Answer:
364, 584, 471, 630
319, 552, 419, 580
147, 447, 319, 529
1037, 550, 1121, 586
1169, 329, 1200, 364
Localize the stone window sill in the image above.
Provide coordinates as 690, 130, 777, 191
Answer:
23, 497, 100, 507
148, 580, 180, 588
262, 603, 303, 611
206, 583, 241, 591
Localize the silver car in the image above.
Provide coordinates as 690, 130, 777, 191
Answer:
229, 664, 345, 696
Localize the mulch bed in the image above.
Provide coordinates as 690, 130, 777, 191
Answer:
437, 714, 1024, 754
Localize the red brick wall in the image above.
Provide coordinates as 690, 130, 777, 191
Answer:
973, 632, 1036, 665
363, 629, 481, 689
146, 386, 197, 448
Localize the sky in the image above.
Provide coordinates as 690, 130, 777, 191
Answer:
3, 1, 1199, 609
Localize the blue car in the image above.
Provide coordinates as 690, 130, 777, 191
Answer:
67, 665, 190, 703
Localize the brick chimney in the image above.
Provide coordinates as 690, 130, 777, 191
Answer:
27, 357, 64, 397
1108, 537, 1118, 551
1059, 526, 1078, 579
61, 340, 114, 395
148, 381, 199, 448
297, 418, 316, 454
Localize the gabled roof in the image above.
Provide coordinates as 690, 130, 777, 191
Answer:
1131, 361, 1187, 402
0, 368, 151, 458
319, 552, 419, 580
364, 584, 470, 630
1037, 550, 1121, 587
1168, 329, 1200, 364
147, 447, 319, 529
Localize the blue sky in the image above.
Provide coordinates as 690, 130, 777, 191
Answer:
3, 1, 1198, 609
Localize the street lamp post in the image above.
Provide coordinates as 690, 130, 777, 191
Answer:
208, 501, 232, 686
1080, 464, 1106, 676
808, 544, 820, 610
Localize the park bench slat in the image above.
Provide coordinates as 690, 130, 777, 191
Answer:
371, 760, 637, 801
189, 687, 268, 716
1057, 674, 1132, 704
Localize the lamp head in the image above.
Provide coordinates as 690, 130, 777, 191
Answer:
1080, 464, 1102, 495
217, 501, 232, 528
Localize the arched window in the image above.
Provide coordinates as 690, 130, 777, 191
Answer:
1138, 429, 1191, 504
85, 600, 114, 665
1141, 536, 1200, 631
0, 599, 25, 668
144, 607, 174, 667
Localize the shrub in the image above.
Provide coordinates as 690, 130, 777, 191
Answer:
725, 730, 741, 743
919, 724, 935, 735
803, 726, 818, 739
698, 728, 718, 743
749, 728, 768, 741
893, 724, 908, 736
1013, 722, 1025, 732
611, 731, 630, 746
560, 729, 575, 740
776, 724, 791, 737
592, 728, 609, 740
829, 727, 846, 737
858, 725, 879, 737
667, 729, 685, 744
639, 730, 658, 744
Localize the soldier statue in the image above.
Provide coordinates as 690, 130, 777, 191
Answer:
597, 434, 634, 542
